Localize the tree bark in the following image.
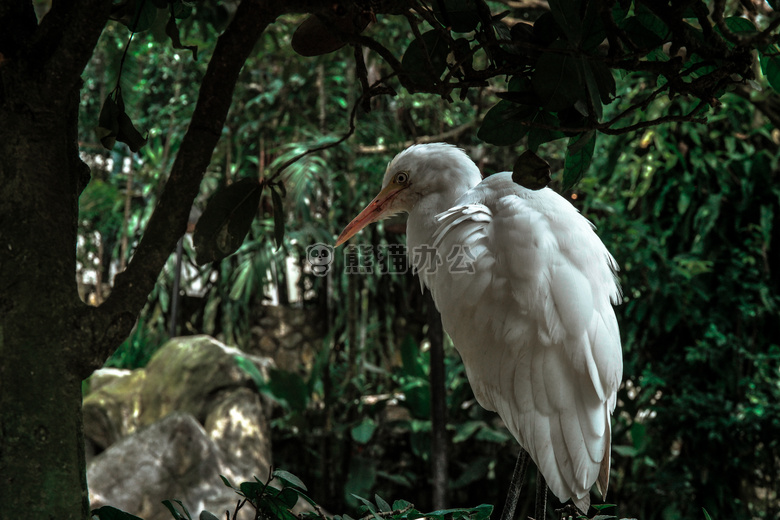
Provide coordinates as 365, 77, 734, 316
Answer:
0, 0, 281, 517
1, 2, 111, 517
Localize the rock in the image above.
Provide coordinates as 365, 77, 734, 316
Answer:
299, 343, 316, 371
83, 368, 146, 454
87, 367, 134, 393
84, 336, 276, 519
138, 335, 272, 427
88, 412, 252, 520
282, 332, 304, 349
244, 306, 326, 376
204, 388, 272, 484
258, 316, 276, 328
258, 335, 277, 354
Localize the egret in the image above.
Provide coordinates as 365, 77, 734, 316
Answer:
336, 143, 622, 515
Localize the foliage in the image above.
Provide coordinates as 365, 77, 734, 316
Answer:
91, 470, 494, 520
68, 1, 780, 520
581, 83, 780, 519
95, 0, 780, 267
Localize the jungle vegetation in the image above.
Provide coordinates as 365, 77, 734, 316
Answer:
1, 1, 779, 519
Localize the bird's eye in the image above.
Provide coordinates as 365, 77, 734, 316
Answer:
394, 171, 409, 185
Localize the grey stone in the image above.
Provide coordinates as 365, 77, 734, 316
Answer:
88, 412, 252, 520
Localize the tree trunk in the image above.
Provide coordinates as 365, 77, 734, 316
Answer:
0, 56, 93, 519
0, 1, 287, 517
0, 341, 89, 519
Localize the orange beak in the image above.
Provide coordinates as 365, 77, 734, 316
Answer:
335, 183, 406, 246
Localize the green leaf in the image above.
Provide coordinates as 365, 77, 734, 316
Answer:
345, 458, 378, 509
265, 367, 309, 412
392, 499, 413, 510
512, 150, 551, 190
702, 508, 714, 520
473, 426, 511, 443
403, 381, 431, 419
171, 0, 193, 19
376, 470, 412, 488
477, 101, 533, 146
235, 355, 265, 388
760, 53, 780, 93
400, 335, 426, 379
471, 504, 494, 520
631, 421, 648, 450
402, 30, 449, 87
527, 111, 564, 151
621, 13, 667, 48
193, 178, 262, 265
611, 2, 629, 25
240, 480, 265, 499
432, 0, 480, 33
161, 500, 190, 520
563, 131, 597, 190
273, 469, 308, 491
97, 93, 120, 149
292, 490, 320, 509
271, 184, 285, 250
634, 4, 670, 41
581, 1, 606, 50
260, 495, 298, 520
91, 506, 145, 520
451, 456, 491, 488
116, 105, 148, 153
199, 511, 220, 520
548, 0, 582, 43
351, 494, 381, 519
532, 12, 562, 46
532, 47, 582, 112
351, 418, 377, 444
165, 8, 198, 59
115, 0, 159, 33
612, 444, 638, 457
723, 16, 757, 35
452, 420, 483, 443
375, 494, 392, 513
495, 75, 539, 105
582, 58, 615, 119
173, 500, 191, 520
219, 474, 237, 490
98, 88, 147, 152
277, 487, 299, 509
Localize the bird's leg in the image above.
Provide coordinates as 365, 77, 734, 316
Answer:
500, 449, 530, 520
534, 471, 548, 520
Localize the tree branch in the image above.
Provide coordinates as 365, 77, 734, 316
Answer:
77, 0, 284, 373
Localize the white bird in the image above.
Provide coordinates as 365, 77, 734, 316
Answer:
336, 143, 622, 514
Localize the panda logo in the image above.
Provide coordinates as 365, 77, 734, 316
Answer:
307, 243, 334, 277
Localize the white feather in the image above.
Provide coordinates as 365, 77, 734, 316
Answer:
380, 144, 622, 512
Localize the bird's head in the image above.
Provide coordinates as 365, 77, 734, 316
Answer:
335, 143, 481, 246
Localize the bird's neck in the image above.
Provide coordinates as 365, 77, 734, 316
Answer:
406, 182, 472, 252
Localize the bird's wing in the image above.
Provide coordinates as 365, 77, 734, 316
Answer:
416, 173, 622, 511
